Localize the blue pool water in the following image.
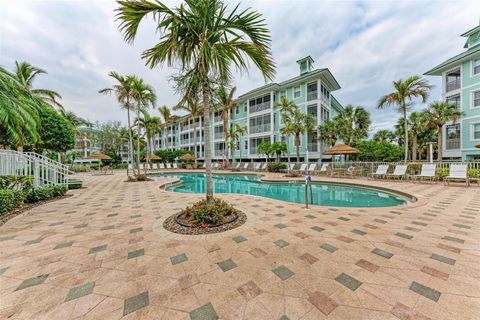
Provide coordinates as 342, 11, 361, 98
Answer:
155, 173, 407, 207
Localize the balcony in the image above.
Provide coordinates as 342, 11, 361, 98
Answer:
249, 124, 271, 134
445, 139, 460, 150
214, 132, 225, 140
214, 115, 222, 123
446, 78, 460, 92
249, 102, 270, 114
307, 91, 318, 101
307, 142, 318, 152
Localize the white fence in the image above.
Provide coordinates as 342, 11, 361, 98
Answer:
0, 150, 69, 188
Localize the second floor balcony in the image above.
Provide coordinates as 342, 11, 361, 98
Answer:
445, 139, 460, 150
446, 78, 460, 92
249, 124, 271, 134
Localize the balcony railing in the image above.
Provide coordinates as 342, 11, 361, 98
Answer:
445, 139, 460, 150
249, 102, 270, 114
214, 116, 222, 123
307, 142, 318, 152
446, 78, 460, 92
474, 98, 480, 108
249, 124, 271, 134
214, 132, 224, 139
307, 91, 318, 101
474, 65, 480, 75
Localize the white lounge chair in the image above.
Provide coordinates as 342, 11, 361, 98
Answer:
260, 163, 268, 171
282, 163, 295, 173
234, 163, 240, 170
166, 163, 172, 169
243, 163, 249, 170
253, 163, 261, 171
412, 164, 436, 183
368, 165, 389, 179
173, 163, 178, 169
294, 163, 308, 174
444, 164, 470, 187
386, 165, 408, 180
159, 163, 165, 169
344, 166, 359, 178
202, 163, 206, 169
317, 163, 329, 175
306, 163, 317, 175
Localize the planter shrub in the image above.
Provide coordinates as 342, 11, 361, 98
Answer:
267, 163, 286, 172
0, 189, 24, 214
24, 185, 68, 203
0, 176, 34, 191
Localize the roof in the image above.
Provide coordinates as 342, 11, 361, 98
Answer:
424, 45, 480, 76
461, 25, 480, 37
296, 56, 314, 64
331, 95, 344, 112
323, 144, 360, 155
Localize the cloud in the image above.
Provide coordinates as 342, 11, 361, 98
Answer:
0, 0, 478, 132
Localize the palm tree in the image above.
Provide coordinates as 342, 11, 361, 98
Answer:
0, 67, 40, 148
282, 106, 315, 163
14, 61, 64, 111
318, 118, 341, 148
275, 96, 298, 165
99, 72, 136, 175
408, 111, 427, 161
217, 85, 237, 166
117, 0, 275, 203
377, 76, 432, 161
372, 129, 395, 143
158, 105, 175, 151
131, 77, 156, 173
338, 105, 371, 146
424, 101, 463, 160
173, 97, 203, 163
233, 124, 247, 163
136, 112, 161, 170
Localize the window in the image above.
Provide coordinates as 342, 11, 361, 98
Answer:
473, 90, 480, 108
446, 69, 461, 92
473, 59, 480, 75
214, 125, 224, 139
249, 114, 271, 134
446, 124, 460, 149
280, 90, 286, 99
294, 86, 301, 99
320, 106, 330, 122
307, 104, 318, 124
249, 136, 270, 154
235, 106, 239, 114
320, 84, 330, 101
307, 82, 318, 101
244, 140, 248, 150
249, 94, 271, 114
244, 104, 247, 112
446, 94, 461, 108
473, 123, 480, 140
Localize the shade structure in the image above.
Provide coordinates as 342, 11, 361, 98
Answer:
322, 144, 360, 155
180, 153, 195, 161
87, 152, 112, 160
476, 144, 480, 149
147, 153, 161, 161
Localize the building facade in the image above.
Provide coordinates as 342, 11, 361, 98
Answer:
153, 56, 344, 162
425, 24, 480, 160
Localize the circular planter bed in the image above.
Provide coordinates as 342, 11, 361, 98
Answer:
163, 209, 247, 235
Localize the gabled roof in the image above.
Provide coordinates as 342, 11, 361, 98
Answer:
424, 45, 480, 76
461, 25, 480, 37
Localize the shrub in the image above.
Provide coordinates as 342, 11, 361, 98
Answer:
468, 168, 480, 178
112, 163, 128, 169
69, 165, 89, 172
436, 168, 448, 178
182, 198, 236, 225
267, 163, 286, 172
356, 141, 404, 162
89, 163, 101, 170
136, 174, 148, 181
0, 176, 34, 191
24, 185, 68, 203
0, 189, 24, 214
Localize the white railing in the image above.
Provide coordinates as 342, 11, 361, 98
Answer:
0, 150, 69, 188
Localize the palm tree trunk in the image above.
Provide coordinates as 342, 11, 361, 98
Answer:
412, 134, 417, 161
193, 117, 198, 164
239, 135, 242, 164
403, 104, 408, 162
222, 113, 230, 167
437, 126, 443, 160
126, 105, 135, 176
203, 84, 213, 204
295, 134, 300, 163
136, 106, 141, 175
286, 136, 291, 172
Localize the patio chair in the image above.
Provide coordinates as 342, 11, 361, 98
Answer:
386, 165, 408, 180
411, 164, 436, 183
306, 163, 317, 175
159, 163, 165, 170
234, 163, 241, 170
282, 163, 295, 173
173, 163, 178, 169
242, 163, 249, 170
202, 163, 206, 169
368, 165, 389, 179
166, 163, 172, 169
260, 163, 268, 171
253, 163, 261, 171
444, 164, 470, 187
294, 163, 308, 174
343, 166, 359, 178
317, 163, 330, 175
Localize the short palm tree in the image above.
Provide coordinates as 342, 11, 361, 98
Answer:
99, 72, 136, 175
338, 105, 371, 146
318, 118, 341, 148
158, 105, 174, 151
233, 124, 247, 163
136, 112, 161, 169
117, 0, 275, 203
14, 61, 64, 111
408, 111, 427, 161
174, 97, 203, 163
282, 106, 315, 163
275, 96, 298, 165
217, 85, 237, 166
424, 101, 463, 160
377, 76, 432, 161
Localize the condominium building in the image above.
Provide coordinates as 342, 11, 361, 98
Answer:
153, 56, 344, 162
425, 23, 480, 160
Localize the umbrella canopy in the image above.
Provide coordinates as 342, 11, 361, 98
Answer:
475, 144, 480, 149
322, 144, 360, 155
147, 153, 161, 161
180, 153, 195, 161
87, 152, 112, 160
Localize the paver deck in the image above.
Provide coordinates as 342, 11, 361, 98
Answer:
0, 171, 479, 319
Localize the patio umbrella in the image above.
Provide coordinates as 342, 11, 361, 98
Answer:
147, 153, 161, 161
87, 152, 112, 161
180, 153, 195, 161
475, 144, 480, 149
322, 144, 361, 175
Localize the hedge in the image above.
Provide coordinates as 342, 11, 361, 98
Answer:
0, 189, 24, 214
24, 185, 68, 203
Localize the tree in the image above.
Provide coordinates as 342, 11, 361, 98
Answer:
14, 61, 64, 111
257, 141, 274, 162
356, 141, 403, 162
217, 85, 237, 166
275, 96, 297, 164
372, 129, 395, 143
318, 118, 341, 148
337, 105, 371, 146
408, 111, 427, 161
131, 76, 156, 173
424, 101, 463, 160
117, 0, 275, 204
377, 76, 432, 161
173, 97, 203, 163
158, 105, 174, 151
136, 112, 161, 169
281, 106, 315, 163
0, 67, 40, 147
270, 142, 287, 162
99, 72, 136, 175
233, 124, 246, 163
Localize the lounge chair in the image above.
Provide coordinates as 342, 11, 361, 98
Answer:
386, 165, 408, 180
234, 163, 240, 170
343, 166, 359, 178
444, 164, 470, 187
253, 163, 261, 171
173, 163, 178, 169
294, 163, 308, 174
317, 163, 330, 175
159, 163, 165, 169
202, 163, 206, 169
242, 163, 249, 170
306, 163, 317, 175
412, 164, 436, 183
166, 163, 172, 169
260, 163, 268, 171
368, 165, 389, 179
282, 163, 295, 173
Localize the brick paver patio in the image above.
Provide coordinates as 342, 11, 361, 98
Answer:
0, 171, 479, 319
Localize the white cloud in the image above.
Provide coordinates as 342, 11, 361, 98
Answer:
0, 0, 478, 132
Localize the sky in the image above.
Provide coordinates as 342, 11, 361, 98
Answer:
1, 0, 479, 134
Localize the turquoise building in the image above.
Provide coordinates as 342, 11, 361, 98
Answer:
154, 56, 344, 162
425, 24, 480, 160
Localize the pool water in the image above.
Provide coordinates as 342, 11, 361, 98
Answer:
156, 173, 407, 208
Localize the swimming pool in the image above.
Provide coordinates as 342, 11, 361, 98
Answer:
155, 173, 408, 208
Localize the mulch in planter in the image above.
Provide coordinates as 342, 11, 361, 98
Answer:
163, 210, 247, 235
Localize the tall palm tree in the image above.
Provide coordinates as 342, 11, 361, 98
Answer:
0, 67, 40, 147
282, 106, 315, 163
275, 96, 297, 164
408, 111, 427, 161
318, 118, 341, 148
377, 76, 432, 161
338, 105, 371, 146
173, 97, 203, 163
372, 129, 395, 143
117, 0, 275, 203
99, 72, 136, 175
136, 112, 161, 169
217, 85, 237, 166
158, 105, 174, 151
234, 124, 247, 163
131, 76, 156, 173
14, 61, 64, 111
424, 101, 463, 160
